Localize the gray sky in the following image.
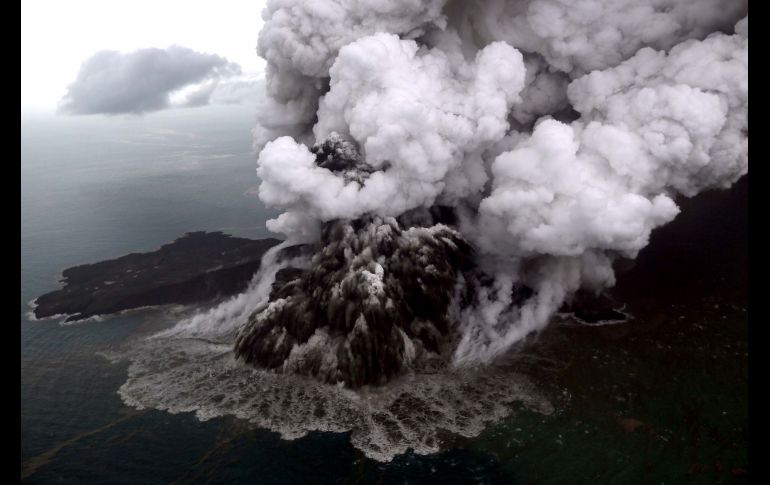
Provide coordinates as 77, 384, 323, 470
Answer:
21, 0, 268, 116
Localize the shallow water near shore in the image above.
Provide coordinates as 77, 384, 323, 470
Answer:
21, 114, 747, 483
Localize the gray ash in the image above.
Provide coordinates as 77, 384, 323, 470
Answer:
310, 131, 375, 184
234, 214, 474, 387
563, 290, 629, 325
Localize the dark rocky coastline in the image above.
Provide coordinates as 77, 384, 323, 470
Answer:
33, 231, 281, 322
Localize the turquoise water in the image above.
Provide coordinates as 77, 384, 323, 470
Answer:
21, 108, 748, 483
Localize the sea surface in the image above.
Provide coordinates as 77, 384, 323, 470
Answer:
21, 107, 748, 483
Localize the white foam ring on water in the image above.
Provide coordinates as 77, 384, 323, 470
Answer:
116, 337, 552, 462
112, 245, 554, 462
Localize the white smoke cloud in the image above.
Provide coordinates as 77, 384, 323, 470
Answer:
60, 46, 257, 115
251, 0, 748, 364
452, 0, 747, 76
258, 33, 525, 232
452, 17, 748, 361
253, 0, 449, 149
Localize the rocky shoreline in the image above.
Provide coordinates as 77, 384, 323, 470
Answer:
33, 231, 281, 322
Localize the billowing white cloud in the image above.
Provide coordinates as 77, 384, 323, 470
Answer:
249, 0, 748, 365
257, 33, 525, 225
216, 0, 751, 375
453, 0, 747, 76
59, 46, 256, 115
252, 0, 449, 149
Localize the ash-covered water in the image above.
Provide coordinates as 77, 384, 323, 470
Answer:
111, 314, 552, 463
105, 236, 550, 462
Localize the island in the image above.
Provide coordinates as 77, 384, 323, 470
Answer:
33, 231, 282, 322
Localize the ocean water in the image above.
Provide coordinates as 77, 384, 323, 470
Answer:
21, 107, 748, 483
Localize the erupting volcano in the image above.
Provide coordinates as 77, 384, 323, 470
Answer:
230, 0, 748, 386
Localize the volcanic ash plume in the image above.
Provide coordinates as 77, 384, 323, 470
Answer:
239, 0, 748, 384
235, 213, 473, 387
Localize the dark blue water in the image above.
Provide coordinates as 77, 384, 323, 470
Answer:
21, 108, 748, 484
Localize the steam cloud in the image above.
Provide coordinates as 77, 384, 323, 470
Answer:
60, 46, 254, 114
244, 0, 747, 379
